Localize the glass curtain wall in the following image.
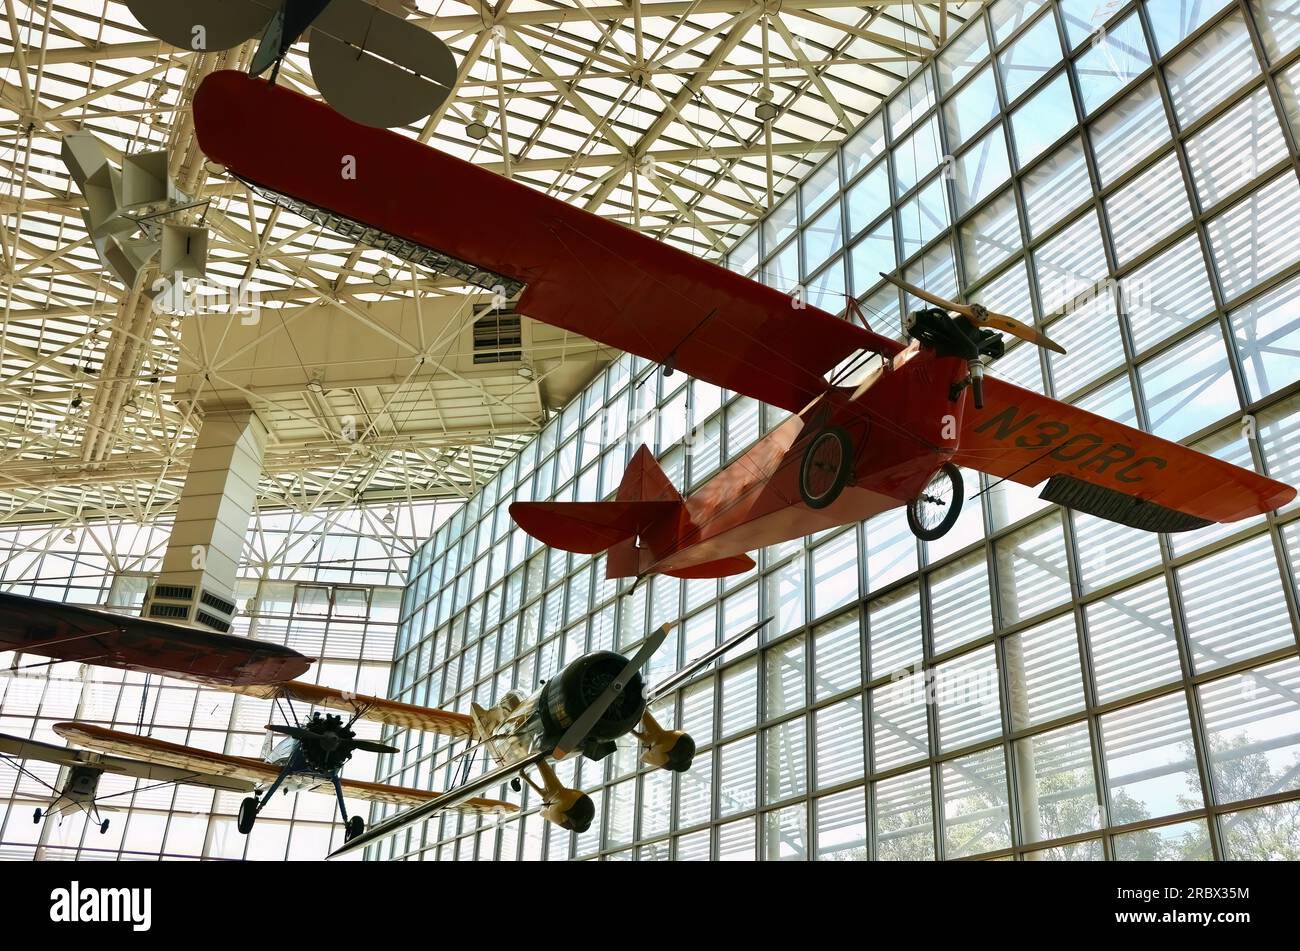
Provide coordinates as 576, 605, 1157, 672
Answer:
0, 502, 451, 860
381, 0, 1300, 861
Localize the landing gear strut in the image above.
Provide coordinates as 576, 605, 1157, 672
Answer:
907, 463, 963, 541
799, 426, 853, 509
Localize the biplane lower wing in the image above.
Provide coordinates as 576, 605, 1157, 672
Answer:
220, 681, 475, 738
53, 723, 515, 813
0, 731, 255, 792
0, 592, 312, 685
954, 378, 1295, 530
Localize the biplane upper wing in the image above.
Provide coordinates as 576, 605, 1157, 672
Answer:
954, 377, 1295, 530
192, 70, 905, 416
0, 731, 256, 792
220, 681, 475, 738
0, 592, 312, 686
53, 723, 512, 814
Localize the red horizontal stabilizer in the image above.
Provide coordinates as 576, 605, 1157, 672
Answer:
509, 501, 682, 554
663, 554, 756, 579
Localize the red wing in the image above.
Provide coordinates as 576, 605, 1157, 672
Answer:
955, 377, 1295, 528
192, 70, 903, 415
0, 592, 312, 686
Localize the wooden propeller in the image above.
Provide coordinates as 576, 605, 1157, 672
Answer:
879, 272, 1066, 355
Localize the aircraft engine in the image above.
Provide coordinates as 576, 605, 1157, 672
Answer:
541, 787, 596, 833
538, 651, 647, 754
637, 711, 696, 772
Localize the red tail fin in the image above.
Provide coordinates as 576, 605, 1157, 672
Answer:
617, 444, 683, 503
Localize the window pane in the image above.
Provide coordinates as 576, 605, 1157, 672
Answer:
1006, 612, 1086, 729
1178, 534, 1294, 673
893, 115, 942, 197
945, 65, 1001, 148
1165, 13, 1260, 128
868, 583, 922, 678
849, 219, 894, 299
1112, 818, 1214, 859
1200, 658, 1300, 806
816, 787, 867, 860
1075, 12, 1150, 114
762, 804, 808, 860
1101, 692, 1204, 821
935, 645, 1002, 751
995, 514, 1071, 623
1105, 152, 1192, 266
1034, 210, 1109, 314
929, 552, 994, 655
874, 766, 935, 860
960, 188, 1019, 281
941, 746, 1012, 858
1139, 327, 1238, 440
815, 698, 865, 789
953, 125, 1012, 215
1014, 721, 1101, 844
1148, 0, 1235, 55
1206, 171, 1300, 302
1232, 272, 1300, 401
871, 672, 929, 771
1021, 137, 1092, 239
842, 113, 885, 180
764, 717, 807, 803
999, 11, 1063, 102
1089, 79, 1170, 186
1185, 88, 1288, 211
1122, 234, 1215, 353
939, 19, 991, 92
1011, 72, 1077, 164
846, 161, 889, 236
813, 610, 862, 701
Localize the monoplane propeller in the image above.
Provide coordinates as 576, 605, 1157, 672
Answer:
879, 271, 1066, 355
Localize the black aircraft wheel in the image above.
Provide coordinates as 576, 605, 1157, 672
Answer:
99, 819, 110, 835
907, 463, 964, 542
799, 426, 853, 510
564, 793, 596, 834
510, 777, 522, 792
237, 796, 259, 835
33, 808, 42, 824
345, 815, 365, 843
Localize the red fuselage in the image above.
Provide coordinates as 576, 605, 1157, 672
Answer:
614, 344, 968, 577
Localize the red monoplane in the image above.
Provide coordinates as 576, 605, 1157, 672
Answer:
192, 70, 1295, 581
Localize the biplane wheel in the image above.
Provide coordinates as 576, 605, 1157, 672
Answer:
99, 819, 110, 835
510, 777, 522, 792
907, 463, 963, 541
33, 808, 42, 824
799, 426, 853, 510
237, 796, 259, 835
345, 815, 365, 843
